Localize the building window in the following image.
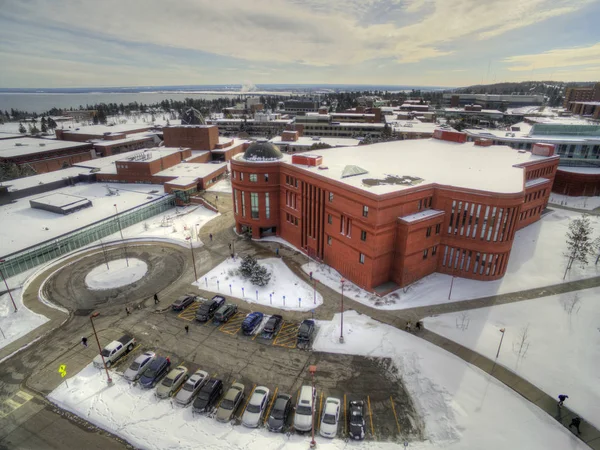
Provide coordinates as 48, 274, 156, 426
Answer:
241, 191, 246, 217
435, 223, 441, 234
240, 172, 244, 181
426, 226, 432, 237
432, 245, 437, 256
233, 189, 239, 215
265, 192, 270, 219
359, 253, 365, 264
418, 199, 423, 211
361, 230, 367, 241
328, 214, 332, 224
249, 174, 258, 182
327, 236, 332, 245
250, 193, 259, 218
264, 173, 269, 182
362, 205, 369, 217
329, 192, 334, 202
232, 170, 236, 179
295, 179, 298, 188
423, 249, 428, 259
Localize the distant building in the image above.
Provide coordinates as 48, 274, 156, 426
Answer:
61, 110, 97, 121
281, 99, 320, 114
565, 101, 600, 120
295, 113, 384, 138
443, 93, 544, 109
563, 82, 600, 108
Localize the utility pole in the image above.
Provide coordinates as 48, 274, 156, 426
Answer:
99, 240, 110, 270
309, 365, 317, 449
186, 236, 198, 281
339, 279, 345, 343
0, 260, 17, 312
113, 204, 129, 267
496, 328, 506, 359
90, 312, 112, 384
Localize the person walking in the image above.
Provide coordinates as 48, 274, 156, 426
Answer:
154, 293, 159, 304
558, 394, 569, 407
81, 337, 88, 347
405, 321, 412, 332
209, 233, 213, 242
569, 417, 582, 434
185, 325, 189, 334
125, 306, 131, 316
415, 321, 422, 331
228, 243, 232, 251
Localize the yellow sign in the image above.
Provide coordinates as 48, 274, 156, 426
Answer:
60, 372, 66, 378
58, 365, 67, 378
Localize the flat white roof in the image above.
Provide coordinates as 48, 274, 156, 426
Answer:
0, 137, 89, 158
283, 139, 555, 195
1, 167, 89, 192
59, 123, 152, 135
155, 162, 226, 179
0, 133, 22, 140
525, 177, 551, 188
210, 138, 249, 153
557, 167, 600, 174
116, 148, 183, 163
91, 132, 155, 147
399, 209, 445, 223
73, 150, 147, 170
31, 192, 89, 208
270, 136, 361, 147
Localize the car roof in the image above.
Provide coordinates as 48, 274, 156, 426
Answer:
202, 378, 221, 390
269, 314, 282, 320
276, 393, 291, 401
301, 319, 315, 326
231, 382, 245, 391
246, 312, 263, 319
135, 352, 154, 362
253, 387, 268, 396
189, 371, 208, 382
325, 398, 340, 411
224, 386, 243, 400
167, 366, 186, 377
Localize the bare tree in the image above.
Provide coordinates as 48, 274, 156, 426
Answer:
563, 215, 597, 279
513, 324, 531, 359
455, 311, 471, 331
561, 293, 582, 316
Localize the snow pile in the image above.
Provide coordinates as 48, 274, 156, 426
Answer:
84, 258, 148, 290
304, 210, 600, 310
196, 257, 322, 311
424, 287, 600, 429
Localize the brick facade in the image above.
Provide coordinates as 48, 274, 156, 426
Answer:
553, 169, 600, 196
163, 126, 219, 150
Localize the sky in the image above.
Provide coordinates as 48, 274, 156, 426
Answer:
0, 0, 599, 88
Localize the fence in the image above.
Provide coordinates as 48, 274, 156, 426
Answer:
0, 195, 176, 278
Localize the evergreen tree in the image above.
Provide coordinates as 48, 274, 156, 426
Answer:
239, 255, 258, 279
48, 117, 57, 130
250, 265, 271, 286
93, 114, 99, 125
97, 109, 107, 124
41, 117, 48, 133
19, 122, 26, 134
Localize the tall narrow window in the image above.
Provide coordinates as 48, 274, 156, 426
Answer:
232, 170, 236, 180
264, 173, 269, 182
265, 192, 270, 219
327, 236, 332, 245
240, 172, 244, 181
233, 189, 239, 215
435, 223, 441, 234
359, 253, 365, 264
423, 249, 428, 259
361, 230, 367, 241
426, 226, 432, 237
362, 205, 369, 217
250, 193, 259, 219
432, 245, 438, 256
328, 214, 332, 224
329, 192, 334, 202
241, 191, 246, 217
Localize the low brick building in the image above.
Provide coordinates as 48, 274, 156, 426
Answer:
231, 133, 559, 294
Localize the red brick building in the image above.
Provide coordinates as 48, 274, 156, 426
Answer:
163, 125, 247, 161
553, 167, 600, 196
563, 82, 600, 108
231, 134, 559, 293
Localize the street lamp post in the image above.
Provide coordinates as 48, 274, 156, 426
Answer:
339, 278, 345, 343
195, 223, 200, 241
90, 312, 112, 384
113, 204, 129, 267
496, 328, 506, 359
186, 236, 198, 281
448, 274, 455, 300
313, 279, 317, 304
309, 365, 317, 449
0, 260, 17, 313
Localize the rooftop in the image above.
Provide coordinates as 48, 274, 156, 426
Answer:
269, 136, 361, 148
72, 150, 151, 170
58, 123, 153, 135
557, 167, 600, 175
91, 132, 156, 147
282, 139, 556, 195
155, 162, 227, 179
31, 192, 90, 209
0, 137, 90, 158
0, 167, 89, 192
116, 148, 184, 164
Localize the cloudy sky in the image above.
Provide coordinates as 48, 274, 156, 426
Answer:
0, 0, 599, 88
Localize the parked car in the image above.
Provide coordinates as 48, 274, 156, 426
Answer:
171, 294, 197, 311
175, 370, 209, 406
266, 393, 292, 432
196, 296, 226, 322
156, 366, 189, 398
216, 382, 245, 422
293, 385, 316, 432
348, 400, 366, 440
319, 397, 341, 438
214, 303, 238, 323
93, 334, 136, 369
192, 378, 223, 413
123, 351, 155, 382
242, 386, 270, 428
297, 320, 315, 348
241, 312, 264, 335
139, 356, 171, 388
262, 314, 283, 338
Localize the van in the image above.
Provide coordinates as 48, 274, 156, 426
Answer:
294, 385, 316, 432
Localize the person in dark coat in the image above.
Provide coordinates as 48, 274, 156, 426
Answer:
569, 417, 581, 434
154, 293, 159, 304
558, 394, 569, 407
81, 337, 88, 347
185, 325, 189, 334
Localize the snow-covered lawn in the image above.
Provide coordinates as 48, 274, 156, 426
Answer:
196, 257, 322, 311
48, 311, 588, 450
304, 209, 600, 310
424, 287, 600, 429
206, 177, 232, 193
85, 258, 148, 290
549, 193, 600, 211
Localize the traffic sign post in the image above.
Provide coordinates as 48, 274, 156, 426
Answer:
58, 364, 68, 388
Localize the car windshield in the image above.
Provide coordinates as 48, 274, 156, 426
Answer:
198, 390, 210, 400
296, 405, 312, 415
162, 377, 174, 387
183, 381, 196, 391
221, 399, 234, 410
323, 413, 337, 425
144, 368, 156, 378
351, 409, 363, 424
101, 349, 111, 357
271, 406, 285, 420
299, 323, 311, 334
129, 361, 140, 371
198, 305, 210, 313
246, 403, 261, 414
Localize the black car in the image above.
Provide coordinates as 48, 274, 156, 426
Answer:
348, 400, 366, 440
214, 303, 238, 323
139, 356, 171, 388
297, 319, 315, 348
262, 314, 283, 338
171, 294, 197, 311
196, 296, 226, 322
266, 393, 292, 432
192, 378, 223, 413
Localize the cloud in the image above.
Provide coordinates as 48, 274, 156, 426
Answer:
504, 42, 600, 71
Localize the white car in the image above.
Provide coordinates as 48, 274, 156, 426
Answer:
123, 351, 155, 382
175, 370, 209, 406
242, 386, 270, 428
319, 397, 341, 438
294, 385, 315, 432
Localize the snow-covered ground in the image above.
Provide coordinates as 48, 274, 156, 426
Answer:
205, 177, 232, 193
424, 287, 600, 429
196, 257, 322, 311
549, 193, 600, 211
304, 209, 600, 310
85, 258, 148, 290
48, 311, 588, 450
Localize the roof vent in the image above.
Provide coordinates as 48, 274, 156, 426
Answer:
341, 165, 368, 178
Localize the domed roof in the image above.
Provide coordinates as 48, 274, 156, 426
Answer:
243, 140, 283, 161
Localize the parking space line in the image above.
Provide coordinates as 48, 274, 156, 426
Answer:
366, 396, 375, 438
390, 396, 401, 435
264, 387, 278, 425
343, 394, 347, 436
218, 313, 244, 335
240, 384, 256, 419
177, 303, 200, 321
272, 321, 299, 349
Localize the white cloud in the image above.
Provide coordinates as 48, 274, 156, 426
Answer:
504, 42, 600, 71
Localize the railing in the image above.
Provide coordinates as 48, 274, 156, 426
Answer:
0, 195, 176, 278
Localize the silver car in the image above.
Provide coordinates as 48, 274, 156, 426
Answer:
242, 386, 270, 428
156, 366, 188, 399
319, 397, 341, 438
175, 370, 209, 406
123, 351, 155, 382
216, 382, 245, 422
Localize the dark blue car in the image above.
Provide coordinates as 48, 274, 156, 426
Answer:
139, 356, 171, 388
241, 312, 264, 335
